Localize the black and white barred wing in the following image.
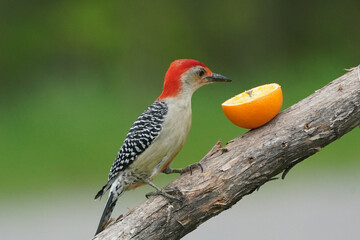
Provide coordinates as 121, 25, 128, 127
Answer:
108, 101, 168, 180
95, 101, 168, 199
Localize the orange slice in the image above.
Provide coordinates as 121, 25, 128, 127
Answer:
221, 83, 283, 129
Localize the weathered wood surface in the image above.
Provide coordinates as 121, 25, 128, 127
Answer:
93, 67, 360, 240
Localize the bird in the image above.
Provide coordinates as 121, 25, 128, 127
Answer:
94, 59, 231, 235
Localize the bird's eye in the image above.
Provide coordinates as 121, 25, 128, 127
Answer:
198, 69, 205, 77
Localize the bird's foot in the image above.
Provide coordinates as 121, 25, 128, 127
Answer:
143, 178, 184, 202
255, 177, 279, 191
145, 187, 184, 202
162, 162, 203, 175
282, 162, 300, 179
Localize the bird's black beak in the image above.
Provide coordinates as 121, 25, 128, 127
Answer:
205, 73, 232, 83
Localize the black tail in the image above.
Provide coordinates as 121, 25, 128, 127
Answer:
95, 178, 116, 200
95, 192, 117, 235
95, 184, 107, 200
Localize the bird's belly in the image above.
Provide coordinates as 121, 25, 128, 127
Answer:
129, 127, 188, 180
129, 106, 191, 181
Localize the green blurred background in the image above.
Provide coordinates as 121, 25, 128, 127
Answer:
1, 1, 359, 239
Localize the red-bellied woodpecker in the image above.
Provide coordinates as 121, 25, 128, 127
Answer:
94, 59, 231, 235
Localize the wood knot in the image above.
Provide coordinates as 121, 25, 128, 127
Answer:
221, 148, 228, 154
338, 85, 343, 91
281, 142, 288, 148
247, 156, 255, 164
304, 123, 310, 130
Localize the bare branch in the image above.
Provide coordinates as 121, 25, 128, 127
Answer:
93, 67, 360, 240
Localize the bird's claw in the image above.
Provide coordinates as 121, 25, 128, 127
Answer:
186, 162, 203, 175
282, 163, 298, 179
163, 162, 203, 175
146, 187, 184, 202
255, 177, 279, 191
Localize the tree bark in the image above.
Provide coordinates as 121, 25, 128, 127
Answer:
93, 66, 360, 240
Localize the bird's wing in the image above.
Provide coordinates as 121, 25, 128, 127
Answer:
108, 100, 168, 180
95, 101, 168, 199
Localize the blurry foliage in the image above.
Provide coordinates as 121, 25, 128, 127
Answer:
0, 0, 359, 197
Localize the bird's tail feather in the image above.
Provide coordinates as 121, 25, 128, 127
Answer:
95, 184, 108, 200
95, 177, 116, 200
95, 191, 118, 235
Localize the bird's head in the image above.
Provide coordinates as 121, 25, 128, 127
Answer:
157, 59, 231, 100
